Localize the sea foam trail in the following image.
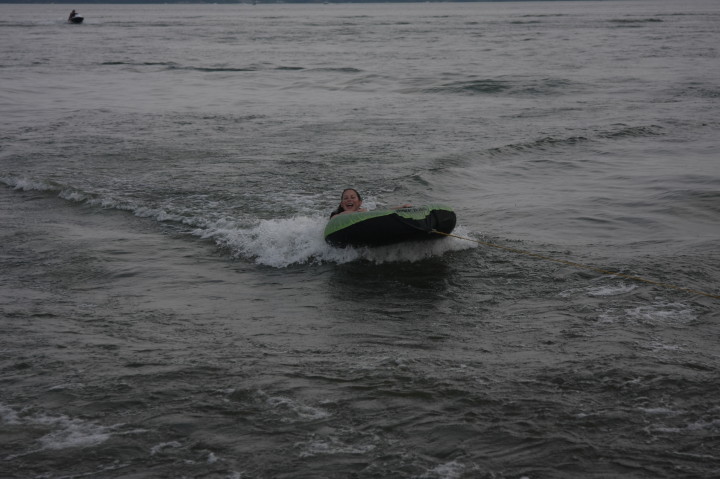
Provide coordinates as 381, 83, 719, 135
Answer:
1, 175, 191, 224
2, 175, 474, 267
1, 404, 115, 458
199, 216, 476, 267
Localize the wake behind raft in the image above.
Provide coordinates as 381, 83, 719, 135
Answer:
324, 204, 457, 248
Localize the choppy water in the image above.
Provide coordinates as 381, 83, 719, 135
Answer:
1, 1, 719, 478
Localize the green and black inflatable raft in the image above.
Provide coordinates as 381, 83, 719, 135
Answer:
324, 204, 456, 248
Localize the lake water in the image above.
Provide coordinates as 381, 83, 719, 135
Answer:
1, 1, 719, 478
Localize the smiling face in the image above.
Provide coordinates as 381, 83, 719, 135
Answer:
340, 189, 363, 212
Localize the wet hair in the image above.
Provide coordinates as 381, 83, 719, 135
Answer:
330, 188, 362, 217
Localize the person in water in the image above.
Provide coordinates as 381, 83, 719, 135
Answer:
330, 189, 367, 218
330, 189, 412, 218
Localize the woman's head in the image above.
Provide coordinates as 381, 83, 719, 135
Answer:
339, 188, 363, 212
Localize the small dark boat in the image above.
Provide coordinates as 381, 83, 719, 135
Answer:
68, 16, 84, 24
324, 204, 457, 248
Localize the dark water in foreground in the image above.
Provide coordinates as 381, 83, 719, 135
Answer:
1, 2, 720, 478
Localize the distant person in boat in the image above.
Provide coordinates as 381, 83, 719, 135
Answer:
330, 188, 412, 218
68, 10, 78, 21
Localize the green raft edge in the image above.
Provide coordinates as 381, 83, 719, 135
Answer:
323, 204, 454, 238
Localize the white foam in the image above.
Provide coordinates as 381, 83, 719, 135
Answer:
687, 419, 720, 431
646, 341, 682, 352
625, 301, 696, 324
560, 282, 637, 298
200, 215, 475, 268
1, 175, 56, 192
150, 441, 182, 455
47, 382, 85, 391
598, 300, 696, 325
356, 224, 475, 265
58, 189, 90, 202
265, 395, 331, 422
297, 435, 376, 458
2, 175, 190, 226
36, 415, 112, 450
419, 460, 466, 479
639, 407, 678, 416
0, 403, 122, 455
652, 418, 720, 434
586, 283, 637, 297
212, 215, 335, 268
0, 403, 21, 425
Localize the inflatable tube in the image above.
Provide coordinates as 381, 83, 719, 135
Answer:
324, 204, 456, 248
